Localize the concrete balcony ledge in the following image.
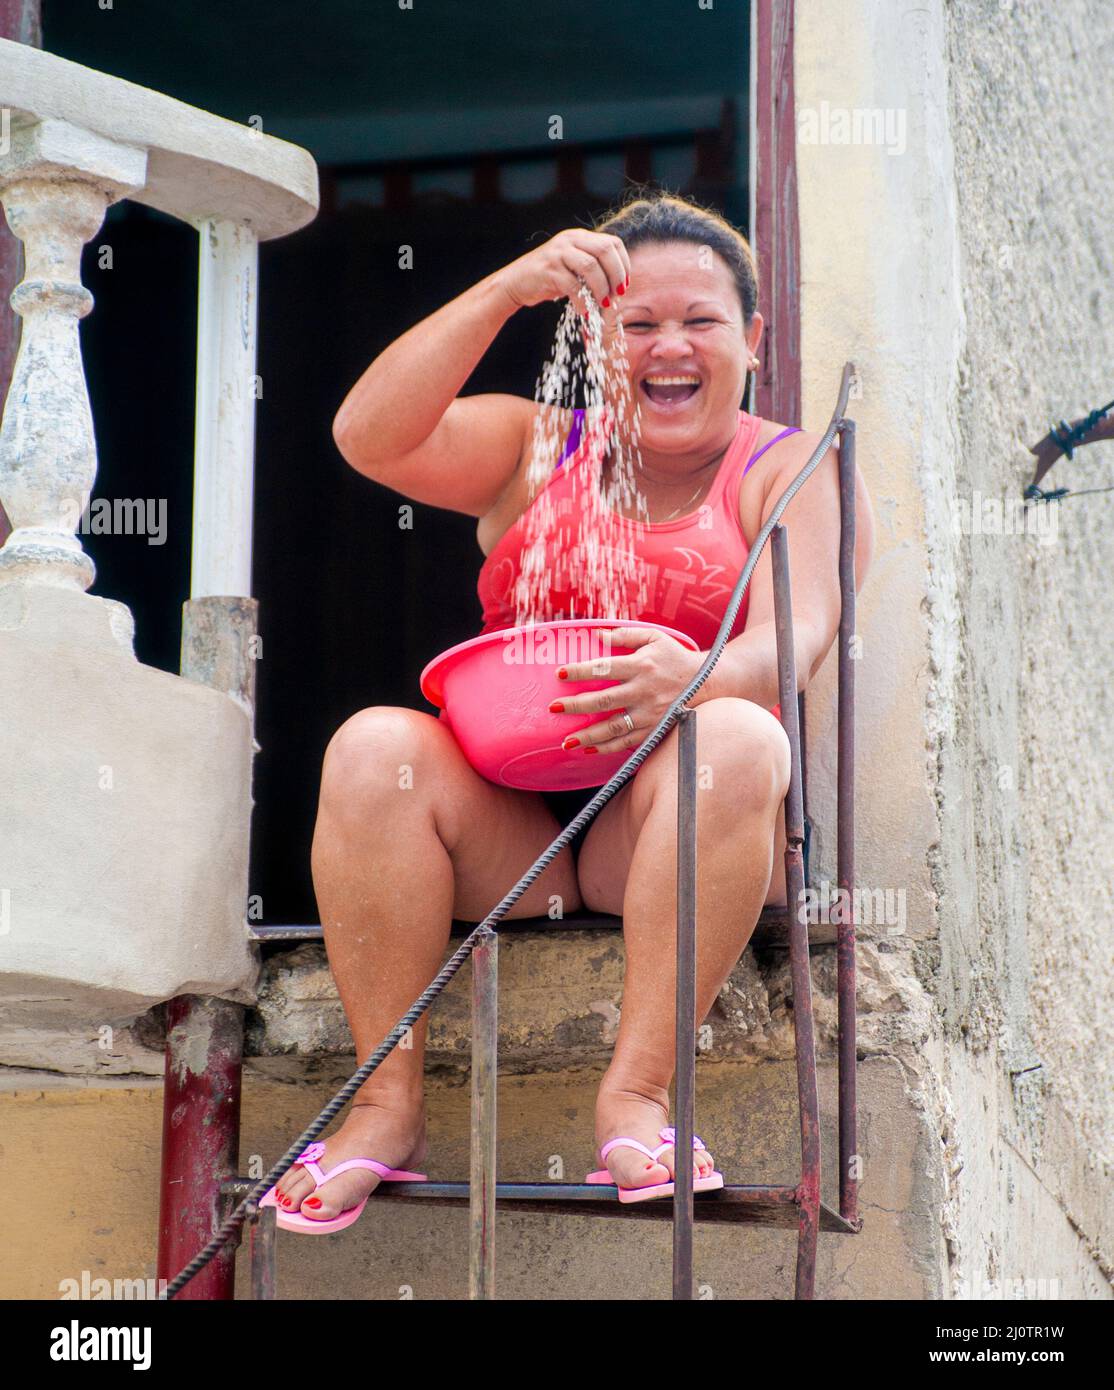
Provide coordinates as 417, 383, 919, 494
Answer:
0, 37, 317, 239
0, 584, 258, 1032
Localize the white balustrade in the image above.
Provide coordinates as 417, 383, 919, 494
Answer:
0, 35, 317, 603
0, 119, 146, 588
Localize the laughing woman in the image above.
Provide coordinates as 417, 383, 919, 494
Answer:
264, 191, 875, 1229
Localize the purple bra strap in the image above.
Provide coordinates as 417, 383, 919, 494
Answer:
555, 408, 585, 470
742, 425, 801, 477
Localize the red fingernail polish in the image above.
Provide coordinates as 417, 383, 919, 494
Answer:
556, 668, 568, 680
549, 700, 565, 713
562, 737, 580, 750
303, 1197, 322, 1209
617, 283, 626, 296
584, 747, 598, 756
601, 296, 610, 308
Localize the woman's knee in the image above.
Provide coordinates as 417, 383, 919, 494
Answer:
320, 705, 444, 813
688, 697, 792, 809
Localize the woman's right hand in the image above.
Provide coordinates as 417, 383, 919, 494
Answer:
494, 229, 631, 314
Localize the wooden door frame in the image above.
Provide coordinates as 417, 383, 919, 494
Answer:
752, 0, 802, 427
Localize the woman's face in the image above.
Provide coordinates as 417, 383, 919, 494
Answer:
600, 240, 763, 461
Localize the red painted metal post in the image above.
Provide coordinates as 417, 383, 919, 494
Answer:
0, 0, 38, 46
157, 597, 259, 1298
157, 995, 244, 1299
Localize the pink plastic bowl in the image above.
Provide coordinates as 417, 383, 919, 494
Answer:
420, 618, 700, 792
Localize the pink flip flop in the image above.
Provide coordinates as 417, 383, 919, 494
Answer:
258, 1141, 428, 1234
585, 1126, 725, 1204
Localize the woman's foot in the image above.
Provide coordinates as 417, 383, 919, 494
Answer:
273, 1099, 426, 1222
594, 1087, 715, 1192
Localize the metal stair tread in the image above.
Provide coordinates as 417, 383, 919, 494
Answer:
249, 904, 835, 949
299, 1178, 860, 1232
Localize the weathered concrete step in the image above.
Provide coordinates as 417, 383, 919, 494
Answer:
245, 926, 843, 1073
1, 912, 913, 1077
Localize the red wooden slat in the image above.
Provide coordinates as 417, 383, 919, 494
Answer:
754, 0, 802, 428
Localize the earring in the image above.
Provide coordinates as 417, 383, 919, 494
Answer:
749, 355, 761, 372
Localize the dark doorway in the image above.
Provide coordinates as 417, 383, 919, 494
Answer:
46, 0, 752, 924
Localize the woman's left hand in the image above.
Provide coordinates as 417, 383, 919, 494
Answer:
548, 627, 706, 755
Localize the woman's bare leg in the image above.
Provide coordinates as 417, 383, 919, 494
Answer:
574, 697, 791, 1191
275, 706, 581, 1221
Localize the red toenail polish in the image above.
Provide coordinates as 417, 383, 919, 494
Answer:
549, 700, 565, 713
303, 1197, 322, 1209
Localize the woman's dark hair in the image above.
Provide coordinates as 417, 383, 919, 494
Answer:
594, 190, 759, 324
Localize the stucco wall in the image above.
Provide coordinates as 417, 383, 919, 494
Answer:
2, 1056, 934, 1301
796, 0, 1112, 1297
942, 0, 1114, 1294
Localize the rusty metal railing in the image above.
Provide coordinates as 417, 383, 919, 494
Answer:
672, 706, 699, 1298
837, 418, 859, 1230
469, 926, 498, 1298
167, 363, 861, 1302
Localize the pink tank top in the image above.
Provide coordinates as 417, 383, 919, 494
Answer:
477, 409, 799, 651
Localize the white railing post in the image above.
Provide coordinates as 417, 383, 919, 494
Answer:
0, 119, 145, 589
191, 218, 258, 600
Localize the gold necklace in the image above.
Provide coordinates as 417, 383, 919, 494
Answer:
599, 445, 718, 523
652, 480, 709, 522
634, 458, 719, 522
